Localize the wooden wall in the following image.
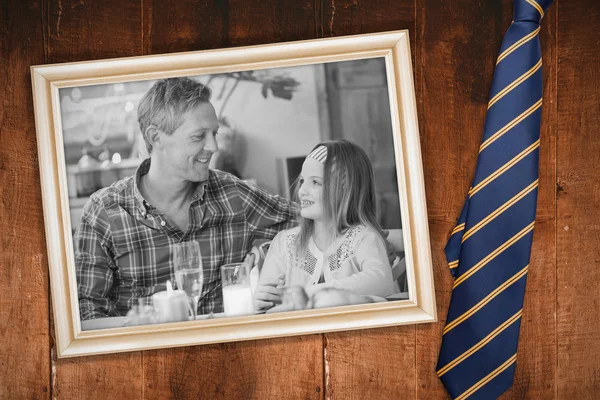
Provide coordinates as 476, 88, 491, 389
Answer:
1, 0, 598, 398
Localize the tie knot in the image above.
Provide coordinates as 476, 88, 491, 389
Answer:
514, 0, 553, 24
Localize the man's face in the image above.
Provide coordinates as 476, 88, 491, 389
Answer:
158, 102, 219, 183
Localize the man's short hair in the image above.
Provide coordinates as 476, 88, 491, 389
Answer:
137, 77, 212, 153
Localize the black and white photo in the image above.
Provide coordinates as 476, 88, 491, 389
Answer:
31, 31, 436, 357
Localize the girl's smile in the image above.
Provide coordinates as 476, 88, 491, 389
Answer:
300, 200, 315, 207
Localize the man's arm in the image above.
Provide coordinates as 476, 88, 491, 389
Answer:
74, 200, 118, 320
235, 180, 298, 241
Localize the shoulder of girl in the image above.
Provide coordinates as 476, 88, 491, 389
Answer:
352, 225, 384, 241
276, 226, 300, 240
346, 224, 374, 236
342, 224, 369, 243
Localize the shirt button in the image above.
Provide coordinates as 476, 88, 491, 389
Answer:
160, 221, 166, 227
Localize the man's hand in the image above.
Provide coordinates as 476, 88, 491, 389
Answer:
253, 274, 285, 312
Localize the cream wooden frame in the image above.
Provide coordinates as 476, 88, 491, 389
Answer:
31, 30, 436, 358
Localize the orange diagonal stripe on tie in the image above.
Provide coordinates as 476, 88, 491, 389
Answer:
452, 223, 466, 235
469, 140, 540, 197
462, 179, 538, 243
480, 99, 542, 152
455, 354, 518, 400
488, 58, 542, 109
453, 222, 535, 288
497, 27, 540, 65
443, 265, 529, 334
525, 0, 544, 18
437, 310, 522, 377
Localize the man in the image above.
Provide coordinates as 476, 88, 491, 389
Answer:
75, 77, 297, 320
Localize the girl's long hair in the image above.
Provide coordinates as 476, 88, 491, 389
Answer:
293, 139, 382, 258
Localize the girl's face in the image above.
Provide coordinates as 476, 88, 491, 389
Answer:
298, 157, 325, 222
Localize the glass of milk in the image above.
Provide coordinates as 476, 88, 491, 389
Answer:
221, 263, 254, 317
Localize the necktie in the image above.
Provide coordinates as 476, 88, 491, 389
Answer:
436, 0, 554, 399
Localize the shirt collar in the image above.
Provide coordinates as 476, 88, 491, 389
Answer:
133, 158, 209, 216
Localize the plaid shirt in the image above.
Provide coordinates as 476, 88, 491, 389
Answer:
75, 159, 297, 320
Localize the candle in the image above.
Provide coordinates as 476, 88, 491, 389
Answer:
152, 280, 189, 323
222, 284, 254, 317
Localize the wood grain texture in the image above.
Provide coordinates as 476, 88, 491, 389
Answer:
143, 335, 324, 399
0, 0, 51, 398
144, 0, 319, 55
2, 0, 600, 398
556, 0, 600, 398
324, 326, 416, 399
52, 354, 144, 399
321, 0, 414, 38
46, 1, 145, 398
48, 0, 142, 62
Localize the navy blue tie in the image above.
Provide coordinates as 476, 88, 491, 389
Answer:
436, 0, 554, 398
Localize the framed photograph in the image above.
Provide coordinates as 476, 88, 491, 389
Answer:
31, 30, 436, 358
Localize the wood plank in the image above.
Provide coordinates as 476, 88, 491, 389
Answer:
142, 0, 229, 54
144, 335, 324, 399
416, 291, 450, 399
325, 326, 416, 399
321, 0, 413, 38
556, 1, 600, 398
52, 354, 144, 399
320, 1, 416, 398
48, 0, 142, 62
225, 0, 320, 45
415, 0, 500, 395
0, 0, 51, 398
144, 0, 319, 55
415, 1, 558, 399
46, 1, 145, 398
323, 0, 415, 65
142, 2, 324, 399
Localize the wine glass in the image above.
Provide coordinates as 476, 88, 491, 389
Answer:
173, 242, 203, 320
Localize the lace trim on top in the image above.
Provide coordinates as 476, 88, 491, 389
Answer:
284, 231, 317, 275
284, 225, 365, 274
327, 225, 363, 271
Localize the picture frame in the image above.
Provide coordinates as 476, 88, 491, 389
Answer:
31, 30, 436, 358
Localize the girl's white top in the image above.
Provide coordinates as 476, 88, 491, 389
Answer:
259, 225, 397, 298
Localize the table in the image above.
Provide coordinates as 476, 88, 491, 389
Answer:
81, 312, 227, 331
80, 291, 410, 331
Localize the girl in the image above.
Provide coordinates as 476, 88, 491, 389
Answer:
253, 140, 396, 312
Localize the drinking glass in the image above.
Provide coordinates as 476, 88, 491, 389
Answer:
221, 263, 254, 317
173, 242, 203, 320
